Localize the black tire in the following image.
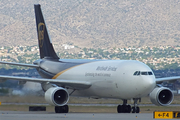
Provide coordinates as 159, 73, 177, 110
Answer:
136, 107, 140, 113
62, 105, 69, 113
117, 105, 122, 113
122, 105, 126, 113
127, 105, 131, 113
55, 106, 62, 113
132, 107, 135, 113
132, 106, 140, 113
55, 105, 69, 113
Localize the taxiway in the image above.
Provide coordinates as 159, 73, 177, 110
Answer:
0, 111, 170, 120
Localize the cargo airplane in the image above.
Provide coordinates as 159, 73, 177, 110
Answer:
0, 4, 180, 113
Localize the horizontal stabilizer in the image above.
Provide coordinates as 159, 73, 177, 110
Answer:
0, 61, 39, 68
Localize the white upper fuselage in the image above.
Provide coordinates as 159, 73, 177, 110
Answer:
53, 60, 156, 100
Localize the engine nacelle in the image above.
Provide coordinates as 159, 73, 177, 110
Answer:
150, 87, 174, 106
45, 87, 69, 106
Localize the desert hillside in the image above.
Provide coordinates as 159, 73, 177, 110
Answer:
0, 0, 180, 48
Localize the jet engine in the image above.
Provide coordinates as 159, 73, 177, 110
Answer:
45, 87, 69, 106
150, 87, 174, 106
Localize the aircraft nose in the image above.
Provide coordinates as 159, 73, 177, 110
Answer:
143, 76, 156, 92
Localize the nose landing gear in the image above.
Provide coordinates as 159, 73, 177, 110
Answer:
117, 98, 140, 113
132, 98, 140, 113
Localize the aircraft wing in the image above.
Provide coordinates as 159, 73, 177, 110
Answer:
0, 75, 91, 90
156, 76, 180, 84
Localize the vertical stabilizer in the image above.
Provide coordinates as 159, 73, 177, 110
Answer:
34, 4, 59, 60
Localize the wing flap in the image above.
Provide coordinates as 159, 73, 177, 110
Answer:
156, 76, 180, 84
0, 75, 91, 90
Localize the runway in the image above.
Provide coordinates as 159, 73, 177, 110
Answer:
0, 111, 170, 120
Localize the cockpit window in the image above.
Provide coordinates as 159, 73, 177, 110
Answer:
133, 71, 138, 75
133, 71, 153, 76
141, 72, 148, 75
148, 72, 153, 75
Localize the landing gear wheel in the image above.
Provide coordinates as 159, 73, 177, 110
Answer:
55, 106, 62, 113
117, 105, 122, 113
132, 106, 140, 113
62, 105, 69, 113
117, 104, 131, 113
55, 105, 69, 113
117, 98, 140, 113
132, 107, 135, 113
117, 100, 132, 113
127, 105, 131, 113
136, 107, 140, 113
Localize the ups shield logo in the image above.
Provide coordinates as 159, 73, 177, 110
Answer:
38, 23, 45, 48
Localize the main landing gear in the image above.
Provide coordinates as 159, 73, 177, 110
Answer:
55, 105, 69, 113
117, 98, 140, 113
117, 100, 131, 113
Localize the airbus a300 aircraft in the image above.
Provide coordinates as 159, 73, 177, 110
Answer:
0, 4, 180, 113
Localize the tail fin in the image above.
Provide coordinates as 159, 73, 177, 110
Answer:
34, 4, 59, 60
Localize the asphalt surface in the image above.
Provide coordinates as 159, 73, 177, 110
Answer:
0, 111, 172, 120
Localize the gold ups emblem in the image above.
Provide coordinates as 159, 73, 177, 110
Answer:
38, 23, 45, 47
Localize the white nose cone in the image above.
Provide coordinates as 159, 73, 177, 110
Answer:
140, 76, 156, 96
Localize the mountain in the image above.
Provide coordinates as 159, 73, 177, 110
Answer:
0, 0, 180, 48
